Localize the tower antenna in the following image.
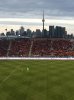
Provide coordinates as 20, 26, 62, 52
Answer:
42, 10, 45, 36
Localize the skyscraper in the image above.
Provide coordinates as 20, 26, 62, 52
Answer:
20, 26, 24, 35
54, 26, 66, 38
49, 26, 54, 38
36, 29, 41, 38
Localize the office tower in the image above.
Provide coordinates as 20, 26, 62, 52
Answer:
44, 29, 47, 38
20, 26, 24, 35
10, 29, 15, 35
27, 29, 31, 37
54, 26, 66, 38
49, 26, 54, 38
35, 29, 41, 38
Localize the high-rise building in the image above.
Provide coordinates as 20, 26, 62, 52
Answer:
10, 29, 15, 35
35, 29, 41, 38
49, 26, 54, 38
27, 29, 32, 37
54, 26, 66, 38
44, 29, 48, 38
16, 30, 20, 36
20, 26, 24, 35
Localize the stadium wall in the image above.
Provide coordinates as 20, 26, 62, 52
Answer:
0, 57, 74, 60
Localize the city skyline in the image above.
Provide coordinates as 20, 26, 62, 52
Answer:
1, 25, 73, 39
0, 18, 74, 34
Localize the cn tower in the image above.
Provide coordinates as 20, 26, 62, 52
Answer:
42, 10, 45, 35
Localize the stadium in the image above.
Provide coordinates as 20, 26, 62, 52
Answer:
0, 12, 74, 100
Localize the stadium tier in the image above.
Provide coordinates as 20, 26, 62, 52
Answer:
0, 37, 74, 57
0, 40, 10, 56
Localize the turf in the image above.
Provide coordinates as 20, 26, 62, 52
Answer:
0, 60, 74, 100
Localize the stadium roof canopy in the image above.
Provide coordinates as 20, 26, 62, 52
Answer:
0, 36, 31, 40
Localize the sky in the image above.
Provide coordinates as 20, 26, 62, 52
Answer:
0, 0, 74, 34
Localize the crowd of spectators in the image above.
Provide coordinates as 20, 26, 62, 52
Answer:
0, 38, 74, 57
9, 38, 31, 57
32, 39, 73, 57
0, 40, 9, 56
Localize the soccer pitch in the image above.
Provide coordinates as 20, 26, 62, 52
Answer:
0, 60, 74, 100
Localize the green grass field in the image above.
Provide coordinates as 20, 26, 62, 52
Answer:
0, 60, 74, 100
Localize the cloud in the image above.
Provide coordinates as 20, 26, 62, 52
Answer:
0, 0, 74, 18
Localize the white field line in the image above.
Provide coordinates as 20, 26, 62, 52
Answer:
0, 69, 16, 86
0, 66, 25, 87
0, 57, 74, 60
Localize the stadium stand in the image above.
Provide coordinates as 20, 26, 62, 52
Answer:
0, 38, 74, 57
0, 39, 9, 56
31, 39, 73, 57
9, 38, 31, 57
